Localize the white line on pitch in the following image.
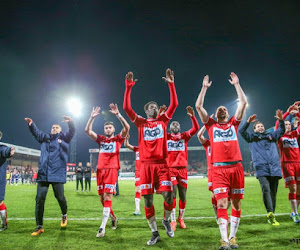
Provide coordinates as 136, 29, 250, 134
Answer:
7, 213, 290, 221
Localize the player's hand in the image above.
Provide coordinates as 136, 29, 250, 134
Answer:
186, 106, 195, 117
158, 105, 167, 116
247, 114, 257, 123
109, 103, 120, 116
125, 72, 138, 87
202, 75, 212, 88
125, 133, 130, 139
162, 68, 174, 83
10, 147, 15, 157
287, 104, 299, 114
62, 116, 72, 123
228, 72, 240, 85
25, 118, 33, 126
275, 109, 283, 120
90, 107, 101, 118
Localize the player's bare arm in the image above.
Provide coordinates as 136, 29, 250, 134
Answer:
197, 126, 207, 144
85, 107, 101, 141
162, 68, 178, 118
230, 72, 248, 120
124, 134, 135, 151
109, 103, 130, 138
195, 75, 211, 123
123, 72, 138, 121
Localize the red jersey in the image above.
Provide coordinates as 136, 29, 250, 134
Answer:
205, 116, 242, 164
96, 133, 125, 170
202, 139, 212, 170
133, 114, 170, 163
133, 146, 141, 171
167, 132, 191, 167
278, 129, 300, 163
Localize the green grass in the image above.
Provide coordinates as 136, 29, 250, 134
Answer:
1, 177, 299, 249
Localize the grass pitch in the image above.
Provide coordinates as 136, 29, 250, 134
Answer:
0, 177, 299, 249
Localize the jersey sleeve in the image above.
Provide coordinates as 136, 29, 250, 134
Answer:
231, 116, 241, 126
204, 117, 216, 131
133, 146, 138, 152
116, 133, 125, 144
133, 115, 147, 126
158, 113, 171, 124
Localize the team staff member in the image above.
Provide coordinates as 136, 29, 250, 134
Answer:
239, 111, 284, 226
25, 116, 75, 236
0, 131, 15, 232
84, 162, 92, 192
75, 162, 84, 192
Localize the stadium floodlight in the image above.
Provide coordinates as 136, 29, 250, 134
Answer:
67, 97, 82, 117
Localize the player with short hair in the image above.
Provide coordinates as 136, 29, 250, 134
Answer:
195, 72, 248, 250
85, 104, 130, 238
0, 131, 15, 232
124, 134, 142, 215
275, 102, 300, 223
123, 69, 178, 245
25, 116, 75, 236
165, 106, 199, 231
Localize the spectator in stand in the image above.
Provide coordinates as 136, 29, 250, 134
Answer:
84, 162, 92, 192
75, 162, 84, 192
32, 171, 38, 184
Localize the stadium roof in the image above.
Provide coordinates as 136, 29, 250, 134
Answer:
0, 142, 41, 157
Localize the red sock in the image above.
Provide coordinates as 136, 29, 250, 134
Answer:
0, 203, 6, 211
217, 208, 228, 220
173, 198, 177, 209
104, 200, 115, 220
289, 193, 297, 200
179, 200, 186, 210
231, 208, 241, 218
164, 201, 173, 211
145, 205, 155, 219
135, 192, 141, 199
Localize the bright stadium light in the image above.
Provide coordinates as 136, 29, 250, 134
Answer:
67, 97, 82, 117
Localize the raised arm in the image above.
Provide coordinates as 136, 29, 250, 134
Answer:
25, 118, 49, 143
124, 134, 135, 151
274, 103, 298, 130
85, 107, 101, 141
197, 126, 207, 144
0, 145, 15, 159
239, 114, 256, 143
186, 106, 200, 136
162, 69, 178, 118
229, 73, 248, 121
123, 72, 138, 121
61, 116, 75, 143
195, 75, 211, 123
109, 103, 130, 138
271, 110, 285, 140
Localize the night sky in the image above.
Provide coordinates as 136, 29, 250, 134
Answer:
1, 1, 300, 163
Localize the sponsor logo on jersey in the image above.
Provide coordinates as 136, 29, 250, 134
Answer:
167, 139, 185, 151
213, 187, 227, 194
160, 181, 172, 186
141, 184, 153, 190
171, 176, 177, 182
284, 176, 295, 183
105, 184, 115, 191
100, 141, 116, 153
135, 151, 140, 160
213, 126, 237, 142
232, 188, 244, 194
143, 124, 164, 141
282, 137, 299, 148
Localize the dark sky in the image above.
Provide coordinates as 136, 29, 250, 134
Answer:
1, 0, 300, 163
